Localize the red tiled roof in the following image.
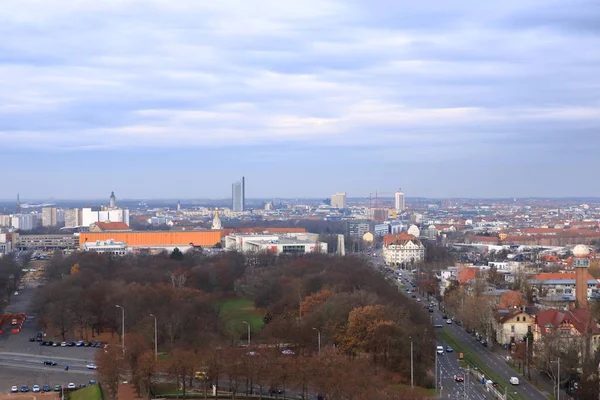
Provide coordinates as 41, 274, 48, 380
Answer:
535, 308, 600, 336
533, 273, 594, 281
383, 233, 417, 246
457, 267, 480, 284
92, 222, 130, 231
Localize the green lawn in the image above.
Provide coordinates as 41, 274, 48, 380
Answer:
68, 384, 102, 400
438, 328, 524, 400
218, 298, 264, 334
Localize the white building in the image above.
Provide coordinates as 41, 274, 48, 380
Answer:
382, 233, 425, 267
407, 224, 420, 237
11, 214, 39, 231
0, 215, 11, 227
225, 234, 327, 255
394, 190, 405, 212
82, 239, 128, 256
331, 192, 347, 209
80, 207, 130, 227
42, 207, 58, 227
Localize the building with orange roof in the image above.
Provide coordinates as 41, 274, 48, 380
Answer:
382, 233, 425, 267
530, 272, 598, 300
79, 230, 222, 249
89, 222, 132, 232
457, 267, 480, 284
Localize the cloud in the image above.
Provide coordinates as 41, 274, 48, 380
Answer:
0, 0, 598, 161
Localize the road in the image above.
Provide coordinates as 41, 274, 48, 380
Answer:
436, 343, 490, 400
0, 352, 95, 375
395, 271, 548, 400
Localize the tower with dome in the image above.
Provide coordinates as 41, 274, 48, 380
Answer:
573, 244, 591, 308
211, 209, 222, 230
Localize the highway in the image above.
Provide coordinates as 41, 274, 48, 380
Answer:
393, 268, 548, 400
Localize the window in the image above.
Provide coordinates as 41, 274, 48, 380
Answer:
516, 317, 520, 322
511, 325, 515, 333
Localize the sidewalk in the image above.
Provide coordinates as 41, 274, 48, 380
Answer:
492, 345, 571, 399
118, 383, 145, 400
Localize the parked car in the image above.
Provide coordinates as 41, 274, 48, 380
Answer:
442, 315, 448, 319
67, 383, 76, 389
21, 385, 29, 392
446, 319, 453, 324
43, 385, 51, 392
54, 385, 62, 392
89, 380, 97, 385
11, 386, 18, 393
76, 340, 85, 347
32, 385, 40, 393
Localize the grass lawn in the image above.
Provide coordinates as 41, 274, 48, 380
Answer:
218, 298, 264, 333
438, 328, 524, 400
68, 384, 102, 400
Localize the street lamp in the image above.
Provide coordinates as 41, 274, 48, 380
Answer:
312, 328, 321, 354
149, 314, 158, 361
409, 336, 414, 391
242, 321, 250, 345
115, 305, 125, 355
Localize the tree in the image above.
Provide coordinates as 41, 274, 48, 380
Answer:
164, 347, 196, 398
170, 248, 184, 261
96, 344, 127, 400
133, 351, 157, 400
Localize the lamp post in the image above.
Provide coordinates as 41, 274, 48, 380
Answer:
312, 328, 321, 354
115, 305, 125, 355
409, 336, 414, 391
150, 314, 158, 361
242, 321, 250, 346
557, 357, 560, 400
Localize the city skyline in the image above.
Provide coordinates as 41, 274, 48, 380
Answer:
1, 0, 598, 198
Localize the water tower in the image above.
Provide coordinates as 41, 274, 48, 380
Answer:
573, 244, 591, 308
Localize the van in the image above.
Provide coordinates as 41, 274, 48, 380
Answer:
510, 377, 519, 385
436, 346, 444, 354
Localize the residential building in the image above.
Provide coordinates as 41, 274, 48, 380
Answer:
331, 192, 347, 209
0, 215, 11, 227
371, 208, 388, 222
346, 220, 374, 237
533, 307, 600, 352
89, 222, 132, 233
530, 273, 598, 300
382, 233, 425, 267
11, 214, 39, 231
232, 177, 245, 212
65, 209, 83, 228
0, 233, 12, 255
82, 239, 128, 256
42, 207, 58, 227
494, 308, 535, 345
395, 190, 405, 212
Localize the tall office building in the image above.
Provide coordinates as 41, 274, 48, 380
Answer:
395, 190, 405, 212
232, 177, 245, 212
42, 207, 58, 227
331, 192, 347, 209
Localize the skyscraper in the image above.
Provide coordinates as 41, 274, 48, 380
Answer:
331, 192, 347, 209
395, 190, 405, 212
232, 177, 245, 212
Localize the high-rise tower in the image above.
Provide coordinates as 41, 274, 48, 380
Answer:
109, 191, 117, 209
395, 189, 405, 212
232, 177, 245, 212
573, 244, 591, 308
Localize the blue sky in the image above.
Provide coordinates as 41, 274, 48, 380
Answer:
0, 0, 599, 199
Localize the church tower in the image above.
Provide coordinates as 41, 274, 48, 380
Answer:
109, 191, 117, 209
212, 208, 222, 230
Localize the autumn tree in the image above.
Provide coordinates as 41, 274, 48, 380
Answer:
164, 347, 197, 398
133, 351, 156, 400
96, 345, 127, 400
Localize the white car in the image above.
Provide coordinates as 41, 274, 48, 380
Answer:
446, 319, 453, 324
436, 346, 444, 355
32, 385, 40, 393
11, 386, 18, 393
86, 363, 97, 370
67, 383, 76, 389
61, 342, 67, 347
510, 377, 520, 385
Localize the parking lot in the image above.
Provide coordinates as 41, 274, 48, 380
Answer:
0, 269, 98, 393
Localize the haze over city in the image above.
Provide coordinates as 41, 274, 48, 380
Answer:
1, 0, 599, 199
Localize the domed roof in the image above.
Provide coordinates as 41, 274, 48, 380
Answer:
573, 244, 590, 258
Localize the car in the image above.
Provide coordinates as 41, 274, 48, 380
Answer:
455, 376, 464, 382
86, 363, 97, 370
481, 340, 488, 347
29, 337, 36, 342
14, 291, 18, 296
54, 385, 62, 392
454, 320, 462, 326
79, 384, 87, 388
411, 294, 417, 298
52, 342, 59, 347
446, 346, 453, 352
510, 377, 520, 385
442, 315, 448, 319
61, 341, 67, 347
428, 308, 434, 312
76, 340, 85, 347
85, 341, 94, 347
43, 385, 51, 392
21, 385, 29, 392
43, 360, 57, 366
32, 385, 40, 393
269, 388, 284, 395
89, 380, 97, 385
416, 298, 421, 303
436, 346, 444, 355
66, 342, 76, 347
446, 319, 453, 324
466, 328, 473, 334
11, 386, 18, 393
67, 383, 76, 389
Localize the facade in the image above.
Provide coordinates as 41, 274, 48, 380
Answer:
494, 309, 535, 345
371, 208, 388, 222
212, 209, 223, 230
330, 192, 347, 209
394, 190, 405, 212
346, 220, 374, 237
81, 207, 130, 227
16, 234, 78, 250
530, 273, 598, 299
374, 223, 389, 237
382, 233, 425, 267
232, 177, 245, 212
109, 191, 117, 209
533, 308, 600, 353
225, 234, 327, 255
79, 230, 222, 248
89, 222, 132, 232
0, 215, 11, 227
11, 214, 39, 231
0, 233, 12, 255
65, 209, 83, 227
42, 207, 58, 227
82, 239, 128, 256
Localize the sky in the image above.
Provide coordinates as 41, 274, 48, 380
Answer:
0, 0, 599, 200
